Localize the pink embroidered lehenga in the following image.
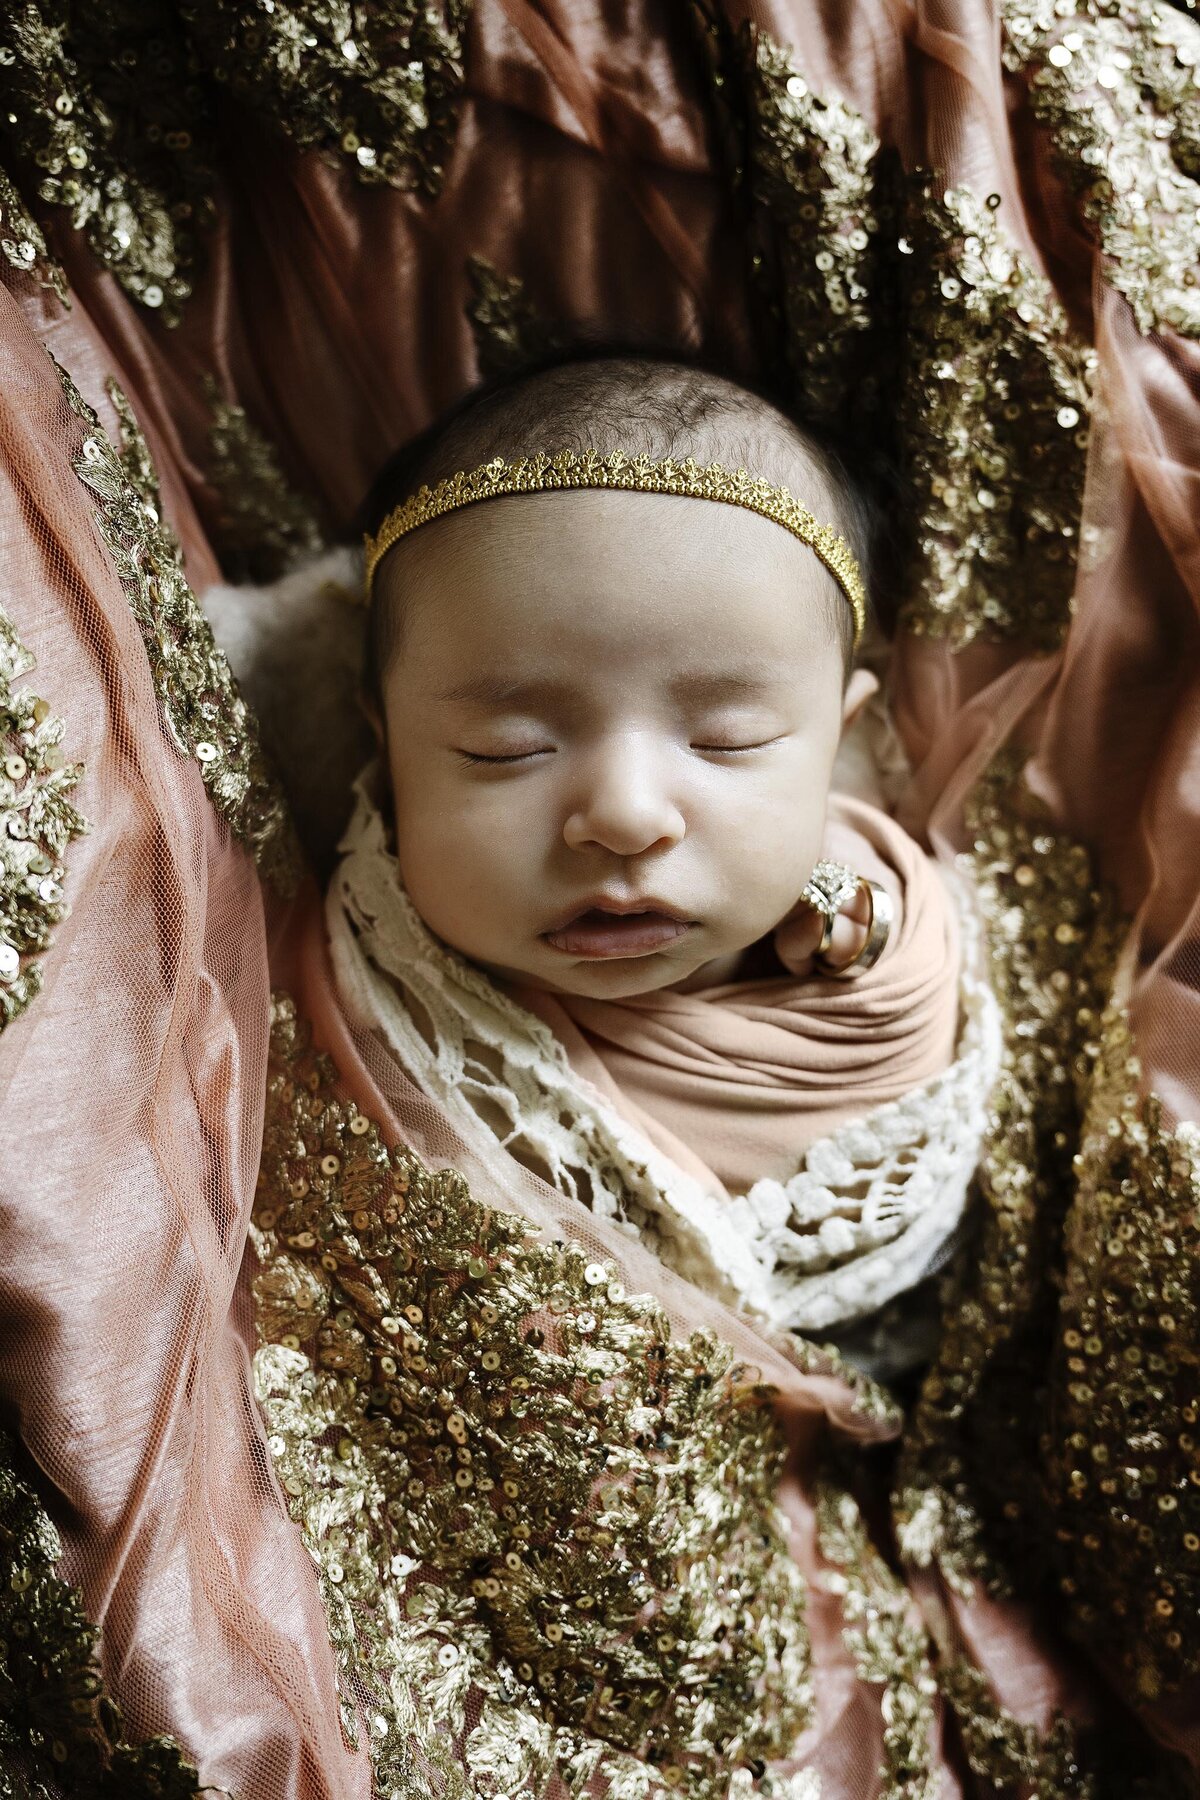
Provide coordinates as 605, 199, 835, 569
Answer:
0, 3, 1198, 1796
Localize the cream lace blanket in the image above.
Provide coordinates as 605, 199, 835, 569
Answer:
328, 774, 1002, 1349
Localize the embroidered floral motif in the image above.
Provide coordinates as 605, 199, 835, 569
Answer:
0, 1429, 206, 1795
252, 992, 815, 1799
202, 378, 324, 584
0, 600, 86, 1033
1003, 0, 1200, 338
57, 358, 299, 889
688, 10, 1096, 651
0, 158, 67, 300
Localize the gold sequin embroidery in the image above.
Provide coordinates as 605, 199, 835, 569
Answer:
0, 0, 471, 321
1003, 1, 1200, 338
466, 254, 564, 381
896, 754, 1127, 1594
0, 157, 67, 300
1048, 990, 1200, 1702
816, 1484, 939, 1798
689, 9, 1096, 649
896, 755, 1200, 1704
178, 0, 470, 196
0, 1427, 206, 1793
202, 378, 324, 584
58, 359, 299, 890
252, 993, 814, 1798
0, 1, 216, 321
0, 599, 86, 1032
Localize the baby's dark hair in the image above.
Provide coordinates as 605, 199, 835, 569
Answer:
361, 338, 881, 691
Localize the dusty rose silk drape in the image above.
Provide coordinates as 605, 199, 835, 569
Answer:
2, 0, 1199, 1794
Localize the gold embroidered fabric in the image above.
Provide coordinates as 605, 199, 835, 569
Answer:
0, 598, 86, 1034
466, 255, 564, 382
0, 1429, 205, 1796
1002, 0, 1200, 339
689, 9, 1096, 649
252, 994, 816, 1799
0, 160, 67, 302
0, 0, 470, 321
895, 757, 1200, 1704
815, 1484, 940, 1798
0, 1, 217, 322
57, 359, 300, 891
203, 379, 325, 584
178, 0, 470, 196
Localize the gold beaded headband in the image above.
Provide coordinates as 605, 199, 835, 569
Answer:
363, 448, 867, 646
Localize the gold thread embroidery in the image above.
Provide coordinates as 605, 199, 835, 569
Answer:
0, 1428, 210, 1794
57, 359, 299, 890
178, 0, 471, 196
688, 10, 1096, 649
895, 754, 1127, 1595
815, 1484, 939, 1798
0, 158, 67, 301
1003, 1, 1200, 338
252, 992, 815, 1798
0, 599, 86, 1032
202, 379, 324, 584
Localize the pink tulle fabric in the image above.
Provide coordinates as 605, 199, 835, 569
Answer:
2, 0, 1198, 1793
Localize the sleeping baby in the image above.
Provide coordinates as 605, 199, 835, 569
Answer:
215, 347, 999, 1380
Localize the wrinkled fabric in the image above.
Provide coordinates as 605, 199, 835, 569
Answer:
508, 794, 960, 1197
1, 0, 1198, 1792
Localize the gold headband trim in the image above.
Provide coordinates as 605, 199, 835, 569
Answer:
363, 449, 866, 646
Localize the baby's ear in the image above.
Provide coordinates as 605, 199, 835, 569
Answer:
840, 666, 879, 731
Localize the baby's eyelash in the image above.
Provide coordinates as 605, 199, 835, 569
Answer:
457, 739, 784, 764
691, 737, 783, 755
457, 749, 549, 766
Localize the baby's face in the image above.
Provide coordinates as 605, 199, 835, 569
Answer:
379, 488, 850, 999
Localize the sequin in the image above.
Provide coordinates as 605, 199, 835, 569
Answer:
0, 1, 472, 320
1002, 1, 1200, 337
0, 1428, 204, 1791
689, 13, 1095, 649
895, 754, 1200, 1702
56, 358, 299, 891
251, 992, 816, 1795
0, 596, 87, 1031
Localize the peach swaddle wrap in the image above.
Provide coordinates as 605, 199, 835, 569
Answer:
504, 794, 962, 1200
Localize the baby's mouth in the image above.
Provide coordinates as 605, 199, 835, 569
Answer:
542, 907, 694, 960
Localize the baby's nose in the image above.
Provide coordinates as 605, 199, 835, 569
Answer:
562, 744, 685, 857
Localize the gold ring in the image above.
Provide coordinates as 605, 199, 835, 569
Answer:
814, 877, 894, 978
